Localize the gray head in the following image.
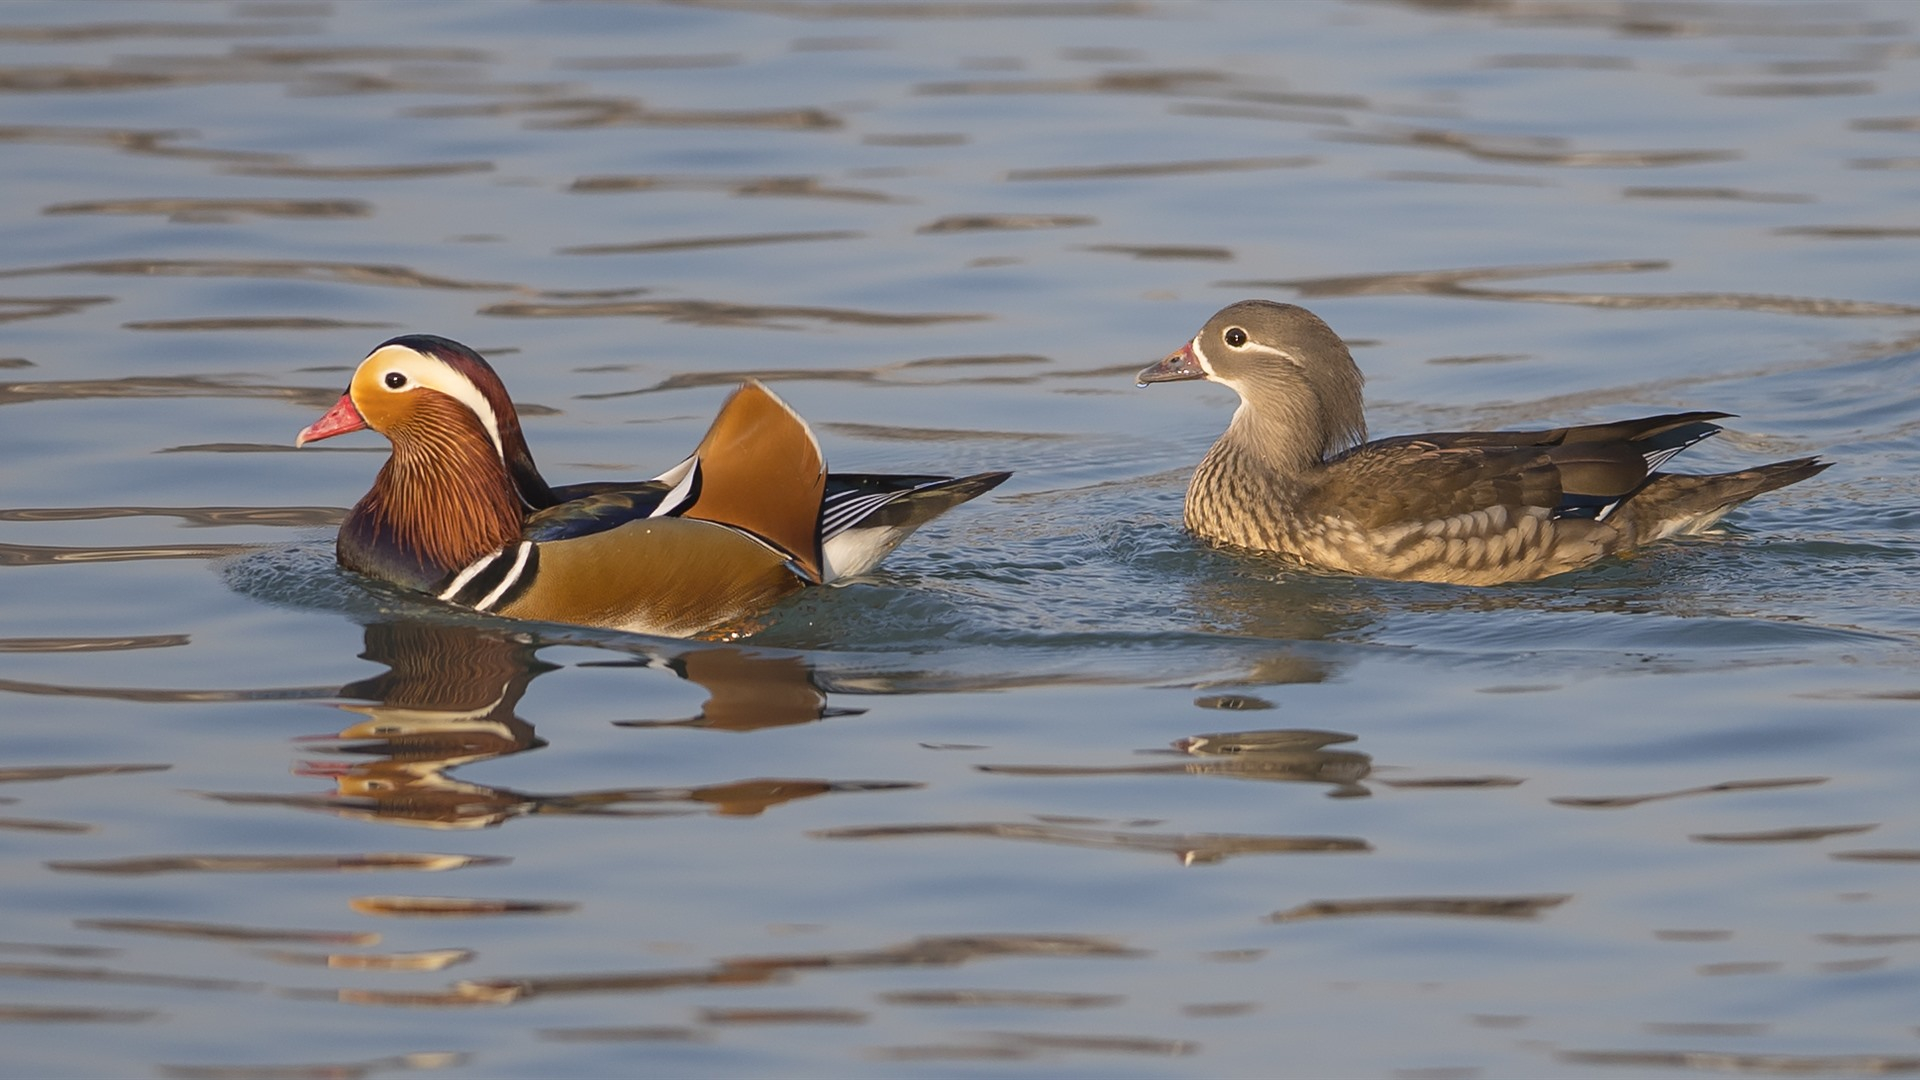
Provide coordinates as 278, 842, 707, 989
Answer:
1138, 300, 1367, 463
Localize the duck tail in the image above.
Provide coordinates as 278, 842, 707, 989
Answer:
819, 471, 1011, 581
1622, 457, 1829, 540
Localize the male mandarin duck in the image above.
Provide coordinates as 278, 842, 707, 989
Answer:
297, 334, 1009, 636
1138, 300, 1827, 585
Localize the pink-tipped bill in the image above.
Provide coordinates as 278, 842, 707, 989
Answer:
297, 392, 368, 447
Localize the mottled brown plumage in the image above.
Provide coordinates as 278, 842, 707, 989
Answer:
1139, 301, 1828, 584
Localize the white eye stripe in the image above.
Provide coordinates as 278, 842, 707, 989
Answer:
1191, 335, 1218, 378
363, 344, 507, 460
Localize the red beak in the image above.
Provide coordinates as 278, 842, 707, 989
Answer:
297, 392, 368, 447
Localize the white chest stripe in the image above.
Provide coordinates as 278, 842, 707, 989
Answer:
437, 553, 497, 602
473, 542, 534, 610
437, 541, 535, 610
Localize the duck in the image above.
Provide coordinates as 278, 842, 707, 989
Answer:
296, 334, 1009, 636
1138, 300, 1827, 585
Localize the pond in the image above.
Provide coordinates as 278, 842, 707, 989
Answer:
3, 1, 1920, 1077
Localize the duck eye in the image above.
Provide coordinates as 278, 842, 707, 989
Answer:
383, 371, 408, 390
1224, 327, 1248, 348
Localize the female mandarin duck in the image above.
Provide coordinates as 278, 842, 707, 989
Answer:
297, 335, 1009, 636
1139, 300, 1827, 585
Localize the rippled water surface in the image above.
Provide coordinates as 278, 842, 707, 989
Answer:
6, 1, 1920, 1077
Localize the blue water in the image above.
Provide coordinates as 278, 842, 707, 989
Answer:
3, 1, 1920, 1077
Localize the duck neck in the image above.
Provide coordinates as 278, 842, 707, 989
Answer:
1220, 395, 1359, 481
342, 424, 525, 590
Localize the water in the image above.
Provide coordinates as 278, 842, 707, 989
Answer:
3, 1, 1920, 1076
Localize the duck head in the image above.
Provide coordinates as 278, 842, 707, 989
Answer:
298, 335, 555, 591
299, 335, 555, 506
1139, 300, 1367, 465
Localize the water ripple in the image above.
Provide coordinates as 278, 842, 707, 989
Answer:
481, 297, 987, 327
1233, 259, 1920, 316
0, 258, 515, 291
43, 197, 371, 220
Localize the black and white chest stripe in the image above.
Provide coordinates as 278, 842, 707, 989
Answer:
437, 541, 539, 612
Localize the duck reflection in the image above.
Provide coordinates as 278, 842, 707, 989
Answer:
813, 728, 1377, 865
296, 622, 552, 828
213, 620, 901, 829
597, 648, 863, 733
977, 727, 1373, 799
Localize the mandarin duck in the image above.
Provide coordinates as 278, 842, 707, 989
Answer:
297, 335, 1009, 636
1138, 300, 1827, 585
